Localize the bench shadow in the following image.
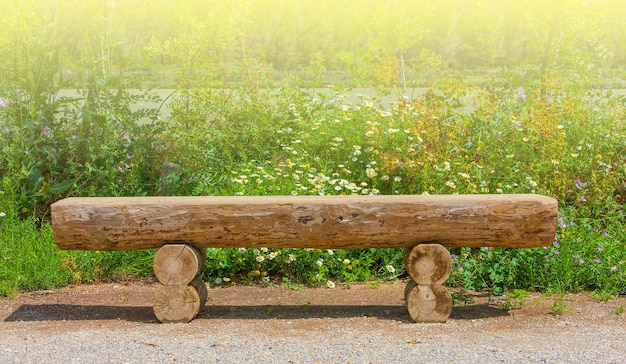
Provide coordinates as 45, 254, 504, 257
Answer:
4, 302, 508, 324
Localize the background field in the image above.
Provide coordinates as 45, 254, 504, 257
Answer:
0, 0, 625, 298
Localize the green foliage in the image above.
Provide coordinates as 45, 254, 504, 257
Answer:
498, 289, 531, 311
1, 0, 625, 296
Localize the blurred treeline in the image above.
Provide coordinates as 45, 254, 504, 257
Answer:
1, 0, 625, 90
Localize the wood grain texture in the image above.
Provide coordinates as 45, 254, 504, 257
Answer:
403, 244, 452, 285
405, 281, 453, 323
153, 284, 201, 323
153, 244, 204, 286
50, 194, 558, 251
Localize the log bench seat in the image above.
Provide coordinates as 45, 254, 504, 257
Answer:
50, 194, 558, 323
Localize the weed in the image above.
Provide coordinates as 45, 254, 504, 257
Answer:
451, 291, 474, 306
498, 289, 531, 311
551, 294, 572, 315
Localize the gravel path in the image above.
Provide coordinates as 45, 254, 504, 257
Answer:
1, 281, 625, 363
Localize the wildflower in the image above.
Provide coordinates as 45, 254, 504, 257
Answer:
394, 176, 402, 182
443, 161, 451, 171
518, 87, 526, 101
326, 280, 336, 289
0, 212, 5, 217
611, 266, 618, 272
342, 259, 351, 265
595, 258, 601, 263
445, 181, 456, 189
327, 249, 334, 255
0, 98, 7, 107
575, 180, 587, 189
579, 259, 585, 264
316, 259, 324, 267
42, 126, 53, 138
386, 265, 395, 273
262, 276, 270, 283
238, 247, 246, 253
215, 278, 222, 285
288, 254, 296, 262
597, 246, 604, 252
256, 255, 265, 262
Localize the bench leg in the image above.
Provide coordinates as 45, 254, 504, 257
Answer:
152, 244, 207, 323
403, 244, 453, 323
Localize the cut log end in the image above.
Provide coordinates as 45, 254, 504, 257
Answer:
153, 244, 205, 286
153, 284, 202, 323
403, 244, 452, 285
405, 282, 452, 323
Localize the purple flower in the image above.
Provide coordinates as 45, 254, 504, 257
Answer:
0, 98, 6, 107
575, 180, 587, 189
43, 126, 53, 138
518, 87, 526, 101
611, 266, 618, 272
71, 135, 77, 140
595, 258, 601, 263
554, 250, 560, 255
572, 254, 579, 259
597, 246, 604, 252
579, 259, 585, 264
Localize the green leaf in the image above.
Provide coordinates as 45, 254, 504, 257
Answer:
50, 179, 77, 194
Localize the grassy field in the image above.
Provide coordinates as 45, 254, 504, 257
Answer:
0, 0, 625, 299
1, 76, 625, 297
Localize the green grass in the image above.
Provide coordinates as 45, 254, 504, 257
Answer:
0, 211, 155, 296
1, 56, 625, 298
0, 215, 70, 296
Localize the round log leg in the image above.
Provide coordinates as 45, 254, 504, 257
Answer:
194, 246, 207, 273
153, 284, 202, 323
153, 244, 204, 286
405, 283, 452, 323
404, 278, 417, 302
190, 276, 208, 308
403, 244, 452, 285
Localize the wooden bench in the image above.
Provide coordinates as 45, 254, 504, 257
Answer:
50, 194, 558, 323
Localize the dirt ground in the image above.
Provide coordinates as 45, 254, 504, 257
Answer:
1, 278, 625, 334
